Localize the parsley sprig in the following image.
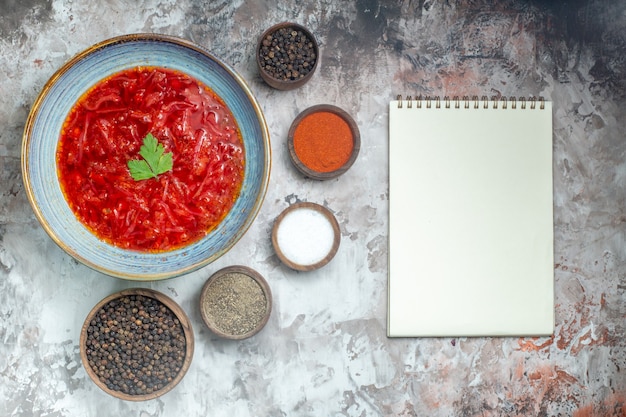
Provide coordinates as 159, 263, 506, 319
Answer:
127, 133, 173, 181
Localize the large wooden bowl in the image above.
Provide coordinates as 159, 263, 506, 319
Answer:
79, 288, 194, 401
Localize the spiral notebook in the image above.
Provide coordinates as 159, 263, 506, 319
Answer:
388, 96, 554, 337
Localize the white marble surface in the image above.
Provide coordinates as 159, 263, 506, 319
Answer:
1, 1, 625, 416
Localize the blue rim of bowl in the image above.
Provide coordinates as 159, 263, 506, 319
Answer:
21, 33, 271, 280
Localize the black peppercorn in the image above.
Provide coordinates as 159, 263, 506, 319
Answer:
258, 26, 317, 82
84, 294, 186, 396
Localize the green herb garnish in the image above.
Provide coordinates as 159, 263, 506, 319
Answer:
127, 133, 173, 180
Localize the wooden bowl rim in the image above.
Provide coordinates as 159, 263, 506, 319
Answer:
199, 265, 272, 340
287, 104, 361, 180
256, 21, 319, 90
271, 202, 341, 271
79, 288, 194, 401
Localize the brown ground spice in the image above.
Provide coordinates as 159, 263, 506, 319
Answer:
202, 272, 267, 336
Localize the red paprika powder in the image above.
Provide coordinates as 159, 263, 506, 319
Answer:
292, 111, 354, 173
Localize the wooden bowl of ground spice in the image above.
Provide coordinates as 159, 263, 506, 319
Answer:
79, 288, 194, 401
199, 265, 272, 340
287, 104, 361, 180
257, 22, 319, 90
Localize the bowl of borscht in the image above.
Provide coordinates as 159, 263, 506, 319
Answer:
21, 34, 271, 280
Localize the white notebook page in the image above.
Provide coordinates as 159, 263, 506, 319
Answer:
388, 98, 554, 337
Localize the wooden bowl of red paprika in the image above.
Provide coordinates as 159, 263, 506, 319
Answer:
287, 104, 360, 180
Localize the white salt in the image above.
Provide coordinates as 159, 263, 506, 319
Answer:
276, 207, 335, 266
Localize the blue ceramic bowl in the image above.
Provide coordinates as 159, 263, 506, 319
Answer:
22, 34, 271, 280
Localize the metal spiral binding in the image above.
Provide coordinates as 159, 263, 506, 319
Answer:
396, 95, 545, 109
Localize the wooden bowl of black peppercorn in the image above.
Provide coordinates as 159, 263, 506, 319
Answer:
80, 288, 194, 401
257, 22, 319, 90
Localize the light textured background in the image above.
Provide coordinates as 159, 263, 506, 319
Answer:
1, 1, 624, 416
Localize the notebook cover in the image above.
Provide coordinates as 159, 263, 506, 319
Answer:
388, 98, 554, 337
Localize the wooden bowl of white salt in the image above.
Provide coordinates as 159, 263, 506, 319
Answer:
271, 202, 340, 271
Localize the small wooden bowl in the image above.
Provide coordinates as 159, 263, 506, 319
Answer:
199, 265, 272, 340
271, 202, 341, 271
287, 104, 360, 180
79, 288, 194, 401
256, 22, 319, 90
